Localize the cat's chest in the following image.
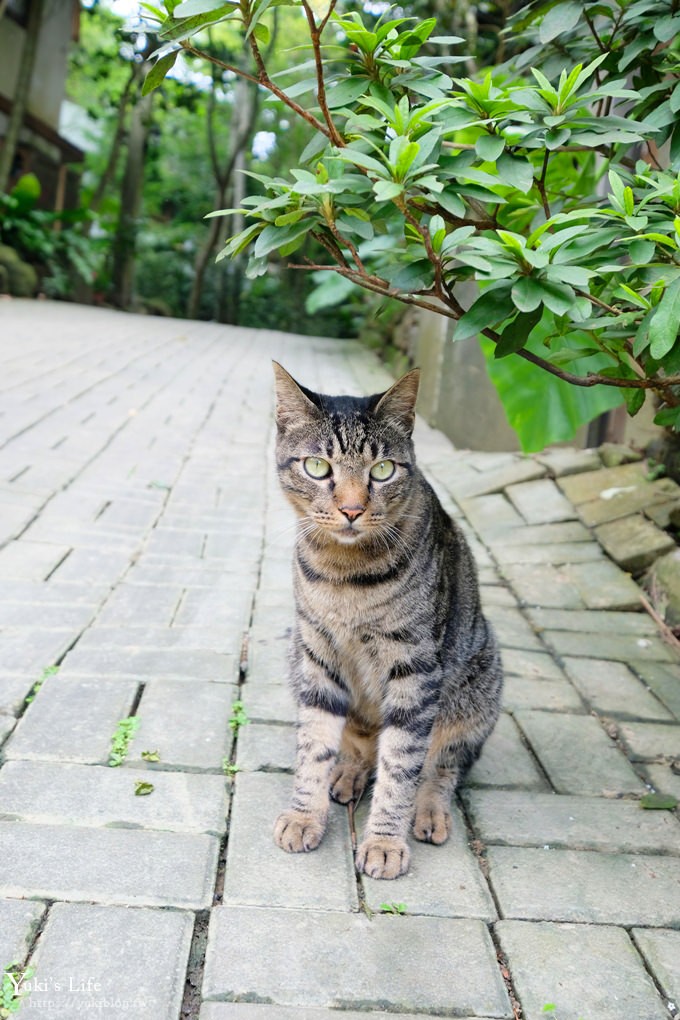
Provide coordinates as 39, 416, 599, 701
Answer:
298, 580, 401, 698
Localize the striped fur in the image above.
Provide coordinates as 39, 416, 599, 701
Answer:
272, 362, 503, 879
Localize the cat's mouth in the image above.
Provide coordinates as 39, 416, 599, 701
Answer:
333, 523, 365, 544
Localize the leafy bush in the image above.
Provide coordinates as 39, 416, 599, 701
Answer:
0, 175, 98, 299
142, 0, 680, 450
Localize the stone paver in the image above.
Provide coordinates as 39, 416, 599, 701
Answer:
633, 929, 680, 1006
594, 513, 676, 573
203, 906, 512, 1017
617, 720, 680, 761
514, 710, 645, 795
222, 772, 357, 911
0, 898, 45, 969
488, 846, 680, 925
0, 821, 219, 908
0, 760, 228, 834
467, 713, 549, 790
27, 903, 193, 1020
125, 678, 239, 771
199, 1009, 469, 1020
497, 921, 671, 1020
464, 789, 680, 854
3, 676, 138, 765
562, 657, 674, 720
505, 477, 577, 524
1, 301, 679, 1020
356, 801, 497, 920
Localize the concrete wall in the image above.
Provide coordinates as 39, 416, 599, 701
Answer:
0, 1, 74, 129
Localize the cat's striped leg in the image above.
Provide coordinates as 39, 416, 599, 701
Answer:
274, 702, 347, 854
329, 712, 378, 805
413, 744, 481, 845
355, 680, 439, 879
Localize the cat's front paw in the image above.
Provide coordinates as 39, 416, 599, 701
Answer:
413, 799, 452, 845
355, 835, 410, 879
329, 760, 370, 804
274, 810, 326, 853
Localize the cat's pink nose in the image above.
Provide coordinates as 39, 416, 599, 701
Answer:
340, 505, 365, 522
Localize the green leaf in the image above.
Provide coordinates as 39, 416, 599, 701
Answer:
623, 186, 635, 217
373, 180, 404, 201
545, 126, 571, 150
142, 50, 178, 96
539, 1, 582, 43
336, 147, 388, 176
174, 0, 226, 13
385, 259, 434, 292
511, 276, 544, 313
628, 238, 655, 264
306, 271, 360, 313
454, 285, 513, 341
653, 15, 680, 42
475, 134, 505, 162
495, 307, 543, 358
436, 189, 466, 217
217, 222, 263, 260
648, 278, 680, 360
639, 792, 678, 810
614, 284, 650, 311
654, 406, 680, 429
496, 153, 534, 193
159, 2, 238, 41
670, 82, 680, 116
536, 279, 576, 316
134, 781, 155, 796
253, 21, 270, 44
481, 330, 624, 452
253, 221, 310, 259
326, 77, 369, 110
336, 212, 374, 241
622, 386, 646, 417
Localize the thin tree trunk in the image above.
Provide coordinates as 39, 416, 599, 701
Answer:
186, 15, 279, 320
110, 85, 154, 309
82, 66, 136, 235
186, 75, 259, 319
0, 0, 45, 193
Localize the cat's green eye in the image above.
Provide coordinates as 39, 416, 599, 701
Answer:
304, 456, 331, 479
370, 460, 395, 482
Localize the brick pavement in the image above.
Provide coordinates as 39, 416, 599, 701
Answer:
0, 299, 679, 1020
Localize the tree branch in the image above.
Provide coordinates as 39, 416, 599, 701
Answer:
301, 0, 344, 147
181, 41, 330, 138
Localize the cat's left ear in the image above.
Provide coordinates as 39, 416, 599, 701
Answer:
372, 369, 420, 435
272, 361, 322, 430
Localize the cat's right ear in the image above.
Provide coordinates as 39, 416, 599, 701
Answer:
272, 362, 321, 430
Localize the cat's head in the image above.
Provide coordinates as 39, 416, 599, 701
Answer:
273, 362, 420, 546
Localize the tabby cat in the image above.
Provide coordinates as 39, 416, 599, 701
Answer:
272, 362, 503, 880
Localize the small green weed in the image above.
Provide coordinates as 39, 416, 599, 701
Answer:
141, 749, 160, 762
646, 459, 666, 481
222, 759, 241, 777
25, 665, 59, 705
1, 962, 33, 1017
108, 717, 140, 767
640, 791, 678, 810
379, 902, 407, 915
229, 701, 249, 733
134, 781, 154, 797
